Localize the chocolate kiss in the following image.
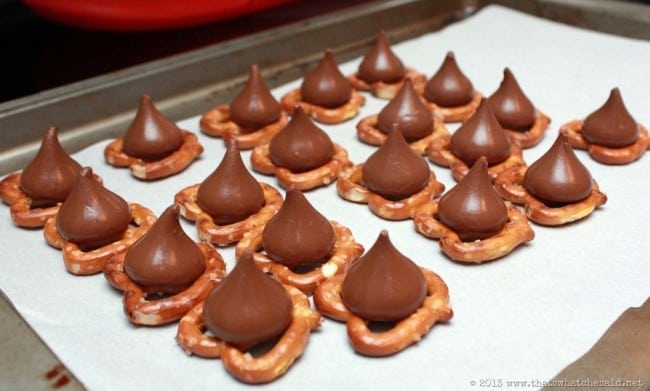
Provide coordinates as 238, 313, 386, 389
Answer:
269, 105, 334, 172
377, 78, 434, 142
362, 126, 430, 200
262, 189, 335, 267
424, 51, 474, 107
450, 99, 512, 167
437, 157, 508, 241
358, 30, 406, 84
341, 230, 426, 322
202, 250, 292, 346
229, 64, 282, 132
197, 140, 264, 225
523, 132, 593, 205
19, 127, 82, 208
487, 68, 536, 131
582, 88, 639, 148
122, 94, 184, 162
56, 167, 131, 250
300, 49, 352, 108
124, 205, 205, 294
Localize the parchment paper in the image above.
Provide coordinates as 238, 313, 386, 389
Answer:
1, 5, 649, 390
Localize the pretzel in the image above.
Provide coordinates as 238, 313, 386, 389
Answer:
504, 110, 552, 148
176, 284, 322, 384
200, 106, 289, 150
420, 91, 483, 123
494, 165, 607, 226
103, 242, 226, 326
356, 114, 449, 156
560, 120, 649, 165
426, 133, 525, 182
250, 143, 352, 191
348, 68, 427, 100
104, 131, 203, 180
43, 203, 156, 275
1, 173, 59, 228
336, 165, 445, 220
280, 89, 365, 124
412, 200, 534, 263
235, 221, 364, 294
174, 182, 282, 246
313, 268, 452, 356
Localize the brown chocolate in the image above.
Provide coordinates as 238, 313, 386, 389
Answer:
523, 132, 593, 205
124, 205, 205, 294
341, 230, 426, 322
122, 94, 184, 161
197, 139, 264, 225
487, 68, 536, 131
229, 64, 282, 132
377, 78, 434, 142
363, 126, 430, 200
56, 167, 131, 250
262, 189, 335, 267
423, 51, 474, 107
582, 88, 639, 148
269, 106, 334, 172
202, 250, 292, 346
450, 99, 512, 166
437, 157, 508, 241
19, 127, 82, 208
357, 31, 406, 84
300, 49, 352, 108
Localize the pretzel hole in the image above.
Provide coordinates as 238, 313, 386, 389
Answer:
366, 320, 398, 333
143, 292, 176, 301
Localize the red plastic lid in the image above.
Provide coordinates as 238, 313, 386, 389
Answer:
22, 0, 299, 31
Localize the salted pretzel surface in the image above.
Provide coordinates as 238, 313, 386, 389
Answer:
104, 130, 203, 180
174, 182, 282, 246
176, 284, 322, 384
279, 89, 365, 124
103, 242, 226, 326
250, 143, 352, 191
348, 68, 426, 100
336, 165, 445, 220
420, 90, 483, 123
560, 120, 649, 165
426, 133, 525, 182
43, 203, 156, 275
494, 165, 607, 226
356, 114, 449, 155
199, 106, 289, 150
503, 110, 552, 148
313, 268, 452, 356
235, 221, 364, 294
413, 200, 534, 263
1, 173, 59, 228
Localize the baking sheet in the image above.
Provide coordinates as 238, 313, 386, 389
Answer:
1, 5, 649, 390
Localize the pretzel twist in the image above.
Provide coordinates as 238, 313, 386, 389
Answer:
426, 133, 525, 182
504, 110, 551, 148
250, 143, 352, 191
336, 164, 445, 220
313, 268, 452, 356
199, 106, 289, 150
420, 91, 483, 123
176, 285, 322, 384
235, 221, 364, 294
348, 68, 427, 99
104, 131, 203, 180
174, 183, 282, 246
356, 114, 449, 155
279, 89, 366, 124
560, 120, 649, 165
43, 203, 156, 275
413, 200, 534, 263
1, 173, 59, 228
103, 242, 226, 326
494, 166, 607, 226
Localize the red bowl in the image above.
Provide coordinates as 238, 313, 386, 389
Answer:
22, 0, 299, 31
